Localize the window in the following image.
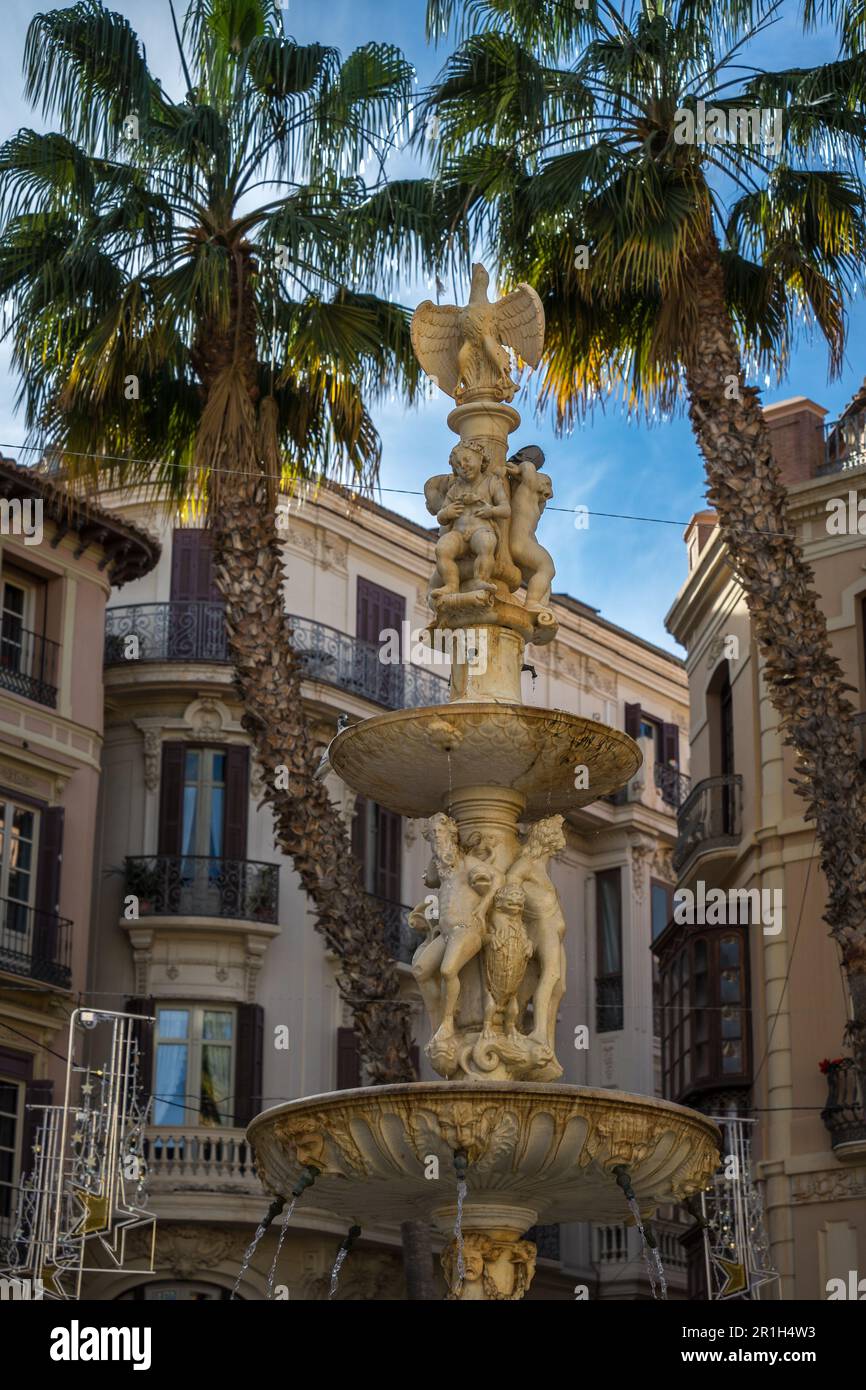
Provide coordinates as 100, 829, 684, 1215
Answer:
0, 572, 57, 707
0, 798, 38, 958
650, 881, 673, 1038
595, 868, 623, 1032
153, 1006, 236, 1127
0, 1078, 23, 1238
659, 927, 750, 1101
182, 749, 226, 861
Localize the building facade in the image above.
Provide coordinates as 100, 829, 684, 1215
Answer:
79, 480, 690, 1300
661, 391, 866, 1300
0, 459, 157, 1255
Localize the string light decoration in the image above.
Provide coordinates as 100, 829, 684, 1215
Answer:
1, 1008, 156, 1299
703, 1112, 780, 1300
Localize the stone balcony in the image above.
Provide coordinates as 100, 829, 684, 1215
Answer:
143, 1126, 262, 1209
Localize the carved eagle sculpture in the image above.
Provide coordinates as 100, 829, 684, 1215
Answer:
411, 263, 545, 403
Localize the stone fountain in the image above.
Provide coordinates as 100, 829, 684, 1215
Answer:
248, 266, 720, 1300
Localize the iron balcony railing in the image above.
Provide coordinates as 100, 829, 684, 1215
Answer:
104, 603, 449, 710
367, 895, 418, 966
105, 601, 229, 665
124, 855, 279, 924
821, 408, 866, 474
673, 774, 743, 873
0, 897, 72, 987
0, 624, 59, 708
654, 762, 691, 811
821, 1058, 866, 1155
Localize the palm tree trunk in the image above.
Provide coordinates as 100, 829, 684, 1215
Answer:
683, 238, 866, 1078
212, 474, 416, 1083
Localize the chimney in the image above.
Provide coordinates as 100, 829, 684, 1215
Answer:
762, 396, 827, 483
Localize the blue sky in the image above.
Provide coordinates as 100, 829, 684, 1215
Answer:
1, 0, 863, 652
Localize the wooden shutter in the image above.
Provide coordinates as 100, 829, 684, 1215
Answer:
22, 1077, 52, 1181
356, 577, 405, 645
158, 743, 186, 856
125, 998, 155, 1103
171, 529, 220, 601
222, 746, 249, 861
351, 796, 367, 868
624, 703, 642, 739
234, 1003, 264, 1126
373, 804, 402, 903
336, 1026, 361, 1090
33, 805, 64, 968
662, 722, 679, 766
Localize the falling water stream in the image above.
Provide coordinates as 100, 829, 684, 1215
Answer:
232, 1215, 274, 1300
266, 1197, 297, 1298
624, 1195, 668, 1301
454, 1178, 467, 1289
328, 1246, 350, 1299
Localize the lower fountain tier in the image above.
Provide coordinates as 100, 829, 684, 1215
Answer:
327, 705, 641, 818
248, 1082, 720, 1232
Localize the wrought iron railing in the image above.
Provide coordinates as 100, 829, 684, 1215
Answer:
124, 855, 279, 924
654, 762, 691, 810
0, 624, 59, 708
0, 897, 72, 987
288, 615, 448, 709
367, 894, 418, 966
821, 408, 866, 474
673, 774, 743, 873
105, 601, 229, 664
821, 1058, 866, 1154
104, 603, 449, 710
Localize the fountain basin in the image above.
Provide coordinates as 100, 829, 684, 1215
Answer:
328, 705, 640, 818
248, 1082, 720, 1235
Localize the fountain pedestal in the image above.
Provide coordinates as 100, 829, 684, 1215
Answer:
248, 265, 720, 1299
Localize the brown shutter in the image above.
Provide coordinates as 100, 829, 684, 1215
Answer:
234, 1003, 264, 1126
336, 1026, 361, 1090
33, 806, 64, 970
624, 703, 642, 739
158, 743, 186, 856
222, 746, 249, 861
373, 805, 402, 903
356, 577, 405, 644
171, 529, 219, 601
22, 1077, 53, 1181
126, 998, 155, 1104
662, 722, 679, 766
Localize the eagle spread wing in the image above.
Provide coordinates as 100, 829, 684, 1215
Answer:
493, 284, 545, 368
410, 302, 462, 398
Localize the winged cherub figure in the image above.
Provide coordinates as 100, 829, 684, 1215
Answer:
411, 263, 544, 403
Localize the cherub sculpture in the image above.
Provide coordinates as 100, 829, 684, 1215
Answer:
506, 815, 568, 1053
426, 441, 511, 602
505, 445, 556, 611
411, 263, 544, 404
410, 814, 502, 1060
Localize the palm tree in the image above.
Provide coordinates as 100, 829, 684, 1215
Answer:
0, 0, 450, 1091
422, 0, 866, 1079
